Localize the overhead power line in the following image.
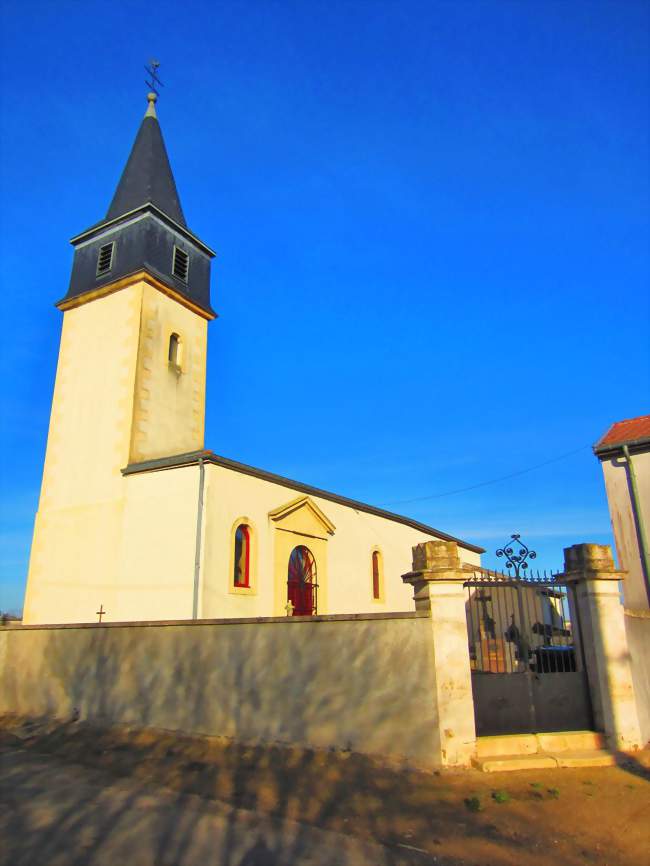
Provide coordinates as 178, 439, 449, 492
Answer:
380, 444, 591, 507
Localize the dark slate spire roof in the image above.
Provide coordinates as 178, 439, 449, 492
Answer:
105, 93, 186, 226
60, 92, 216, 319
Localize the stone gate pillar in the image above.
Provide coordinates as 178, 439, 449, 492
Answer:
562, 543, 642, 751
402, 540, 476, 766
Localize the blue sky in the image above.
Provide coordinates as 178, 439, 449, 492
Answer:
1, 0, 648, 613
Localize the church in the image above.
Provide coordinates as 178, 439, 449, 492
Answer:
22, 92, 483, 625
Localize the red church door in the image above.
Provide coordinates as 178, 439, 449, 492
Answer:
287, 546, 318, 615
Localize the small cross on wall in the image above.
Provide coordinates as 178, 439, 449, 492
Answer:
96, 604, 106, 623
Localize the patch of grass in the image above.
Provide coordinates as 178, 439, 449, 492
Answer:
547, 787, 560, 799
464, 796, 483, 813
530, 782, 543, 789
492, 790, 511, 804
582, 780, 594, 786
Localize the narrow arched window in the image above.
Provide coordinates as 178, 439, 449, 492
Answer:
372, 550, 382, 600
234, 524, 251, 587
168, 333, 182, 368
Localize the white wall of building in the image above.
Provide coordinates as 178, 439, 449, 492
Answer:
600, 451, 650, 610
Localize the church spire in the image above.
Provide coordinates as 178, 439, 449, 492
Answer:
61, 86, 215, 320
105, 91, 186, 226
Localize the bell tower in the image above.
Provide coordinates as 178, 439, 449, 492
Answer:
59, 90, 216, 466
23, 92, 216, 623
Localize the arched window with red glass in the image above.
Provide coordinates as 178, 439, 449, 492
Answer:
233, 524, 251, 588
287, 545, 318, 615
372, 550, 383, 601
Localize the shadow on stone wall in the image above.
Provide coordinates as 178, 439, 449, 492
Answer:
2, 617, 440, 760
1, 616, 448, 865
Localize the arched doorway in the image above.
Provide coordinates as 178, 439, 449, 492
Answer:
287, 545, 318, 615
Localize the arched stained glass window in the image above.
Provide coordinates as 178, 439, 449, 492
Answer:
372, 551, 381, 599
234, 524, 251, 587
287, 545, 317, 616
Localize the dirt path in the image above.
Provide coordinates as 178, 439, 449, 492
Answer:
1, 748, 434, 866
1, 716, 649, 865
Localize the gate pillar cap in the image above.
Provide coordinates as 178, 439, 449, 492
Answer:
402, 541, 468, 585
561, 543, 626, 581
402, 568, 468, 585
413, 540, 460, 571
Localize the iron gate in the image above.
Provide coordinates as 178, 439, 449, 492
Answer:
465, 569, 593, 736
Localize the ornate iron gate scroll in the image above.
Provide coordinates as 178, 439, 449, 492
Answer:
465, 559, 593, 736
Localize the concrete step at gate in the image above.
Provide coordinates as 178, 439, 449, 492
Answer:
476, 734, 538, 758
476, 730, 605, 758
536, 731, 605, 752
553, 750, 616, 769
474, 753, 558, 772
473, 731, 613, 772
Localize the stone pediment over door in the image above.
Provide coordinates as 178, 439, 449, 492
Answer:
268, 496, 336, 540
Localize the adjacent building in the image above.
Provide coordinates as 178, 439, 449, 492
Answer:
594, 414, 650, 746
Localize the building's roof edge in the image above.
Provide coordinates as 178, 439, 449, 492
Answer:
593, 435, 650, 459
122, 449, 486, 554
69, 203, 216, 257
54, 267, 217, 320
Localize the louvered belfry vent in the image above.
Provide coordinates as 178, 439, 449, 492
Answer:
96, 242, 115, 275
172, 246, 189, 282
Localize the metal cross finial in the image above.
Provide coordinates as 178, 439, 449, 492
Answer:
96, 604, 106, 623
144, 59, 164, 97
496, 533, 537, 579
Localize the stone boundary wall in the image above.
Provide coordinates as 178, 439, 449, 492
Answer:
2, 610, 421, 631
0, 611, 443, 766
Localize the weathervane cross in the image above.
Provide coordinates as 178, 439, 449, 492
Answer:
144, 59, 164, 96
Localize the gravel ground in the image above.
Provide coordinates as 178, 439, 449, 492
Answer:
1, 715, 648, 866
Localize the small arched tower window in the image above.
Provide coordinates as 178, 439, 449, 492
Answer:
372, 550, 383, 600
234, 524, 251, 588
168, 333, 182, 370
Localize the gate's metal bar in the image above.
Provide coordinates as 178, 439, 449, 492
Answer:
484, 580, 494, 672
561, 588, 570, 671
511, 583, 519, 671
488, 588, 498, 672
563, 585, 574, 672
495, 579, 506, 672
466, 584, 477, 669
524, 582, 541, 672
500, 587, 517, 673
514, 583, 537, 731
